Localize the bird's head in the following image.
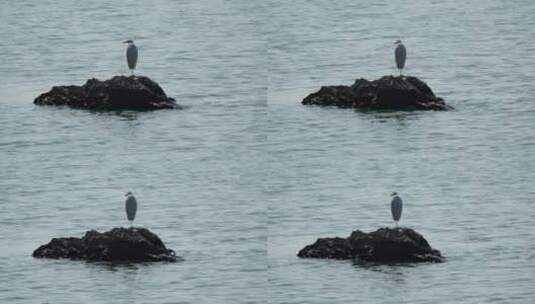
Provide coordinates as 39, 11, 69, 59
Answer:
394, 40, 402, 45
123, 40, 134, 44
125, 191, 133, 197
391, 192, 398, 197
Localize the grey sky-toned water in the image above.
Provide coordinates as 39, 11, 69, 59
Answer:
1, 0, 534, 303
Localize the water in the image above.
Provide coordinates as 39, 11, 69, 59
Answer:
265, 1, 535, 303
1, 1, 266, 303
1, 0, 534, 303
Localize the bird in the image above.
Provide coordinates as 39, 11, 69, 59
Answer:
123, 40, 138, 75
125, 191, 138, 227
394, 40, 406, 76
390, 192, 403, 227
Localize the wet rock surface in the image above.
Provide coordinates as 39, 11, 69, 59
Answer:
34, 75, 179, 110
302, 75, 452, 111
298, 227, 444, 263
33, 227, 178, 262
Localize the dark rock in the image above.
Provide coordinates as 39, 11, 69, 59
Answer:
302, 75, 452, 111
298, 227, 444, 263
33, 227, 178, 262
34, 75, 179, 111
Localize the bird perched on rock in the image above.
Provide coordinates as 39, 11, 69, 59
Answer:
390, 192, 403, 227
125, 191, 137, 227
394, 40, 406, 76
123, 40, 138, 75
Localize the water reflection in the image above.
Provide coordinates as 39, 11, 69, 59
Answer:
352, 259, 417, 273
85, 259, 184, 272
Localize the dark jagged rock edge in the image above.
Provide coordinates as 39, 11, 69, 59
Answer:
298, 227, 444, 263
34, 75, 180, 111
302, 75, 452, 111
33, 227, 178, 262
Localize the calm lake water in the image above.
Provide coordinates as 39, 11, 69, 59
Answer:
1, 0, 534, 303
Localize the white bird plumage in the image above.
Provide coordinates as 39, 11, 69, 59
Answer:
125, 191, 137, 227
394, 40, 406, 76
123, 40, 138, 75
390, 192, 403, 227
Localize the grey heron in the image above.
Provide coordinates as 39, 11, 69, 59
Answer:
125, 191, 137, 227
390, 192, 403, 227
394, 40, 406, 76
123, 40, 138, 75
